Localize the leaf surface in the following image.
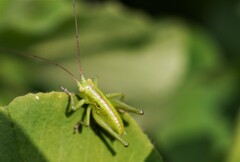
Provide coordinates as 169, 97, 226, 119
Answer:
0, 92, 162, 162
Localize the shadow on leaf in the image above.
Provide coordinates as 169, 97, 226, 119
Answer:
0, 111, 48, 162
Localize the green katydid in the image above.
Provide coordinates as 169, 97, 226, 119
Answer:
69, 0, 144, 147
16, 0, 144, 147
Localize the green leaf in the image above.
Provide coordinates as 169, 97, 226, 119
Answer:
0, 92, 162, 162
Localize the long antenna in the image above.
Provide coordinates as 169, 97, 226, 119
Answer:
0, 48, 79, 83
29, 55, 79, 83
72, 0, 83, 79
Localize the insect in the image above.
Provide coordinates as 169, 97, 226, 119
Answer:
17, 0, 144, 147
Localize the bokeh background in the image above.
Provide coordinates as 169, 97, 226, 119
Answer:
0, 0, 239, 162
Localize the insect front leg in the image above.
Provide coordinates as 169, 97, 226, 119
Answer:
74, 105, 92, 133
110, 99, 144, 115
60, 86, 85, 111
92, 109, 129, 147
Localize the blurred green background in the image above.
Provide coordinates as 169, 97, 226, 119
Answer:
0, 0, 239, 162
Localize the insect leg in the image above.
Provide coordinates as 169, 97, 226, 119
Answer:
106, 92, 124, 101
74, 105, 92, 133
83, 105, 92, 126
74, 99, 85, 111
110, 99, 144, 115
92, 110, 129, 147
60, 86, 85, 111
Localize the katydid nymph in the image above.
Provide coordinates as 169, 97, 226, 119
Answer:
25, 0, 144, 147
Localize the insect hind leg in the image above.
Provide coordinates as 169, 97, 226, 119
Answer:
106, 92, 124, 101
92, 109, 129, 147
110, 99, 144, 115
